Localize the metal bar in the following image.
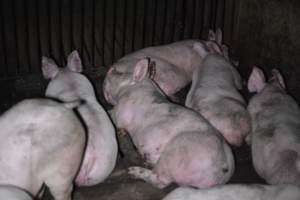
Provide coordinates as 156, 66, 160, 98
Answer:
36, 0, 42, 68
151, 0, 157, 46
131, 0, 137, 51
102, 0, 106, 65
161, 0, 167, 44
12, 0, 20, 74
0, 1, 7, 77
112, 0, 116, 63
92, 0, 95, 66
122, 0, 127, 56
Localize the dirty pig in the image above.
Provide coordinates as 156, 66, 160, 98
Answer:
103, 30, 227, 104
107, 58, 234, 188
0, 99, 85, 200
185, 42, 250, 146
247, 66, 300, 185
42, 51, 118, 186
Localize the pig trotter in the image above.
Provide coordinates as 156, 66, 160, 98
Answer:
128, 166, 169, 189
117, 128, 128, 137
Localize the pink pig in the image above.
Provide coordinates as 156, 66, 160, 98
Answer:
163, 184, 300, 200
185, 42, 250, 146
0, 99, 85, 200
105, 58, 234, 188
42, 51, 118, 186
103, 30, 226, 105
247, 66, 300, 185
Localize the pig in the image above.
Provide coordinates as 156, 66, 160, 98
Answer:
0, 185, 32, 200
103, 30, 226, 105
247, 66, 300, 185
162, 184, 300, 200
0, 99, 85, 200
106, 57, 234, 188
42, 51, 118, 186
185, 42, 250, 146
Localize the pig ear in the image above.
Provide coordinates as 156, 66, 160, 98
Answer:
221, 44, 229, 59
270, 69, 286, 89
193, 42, 209, 58
231, 67, 243, 90
208, 29, 216, 41
215, 28, 223, 45
41, 56, 59, 79
247, 66, 266, 93
206, 41, 222, 55
67, 50, 82, 72
132, 58, 149, 82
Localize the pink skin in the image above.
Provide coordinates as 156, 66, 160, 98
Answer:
163, 184, 300, 200
0, 185, 33, 200
0, 99, 85, 200
107, 58, 234, 188
185, 43, 250, 146
103, 38, 225, 105
42, 51, 118, 186
247, 66, 300, 185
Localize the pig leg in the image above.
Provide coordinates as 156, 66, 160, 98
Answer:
128, 166, 171, 189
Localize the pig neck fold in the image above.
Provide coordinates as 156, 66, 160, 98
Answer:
115, 79, 168, 131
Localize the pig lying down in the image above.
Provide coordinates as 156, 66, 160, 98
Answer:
247, 67, 300, 185
162, 184, 300, 200
105, 58, 234, 188
0, 185, 32, 200
185, 42, 250, 146
42, 51, 118, 186
104, 30, 226, 104
0, 99, 85, 200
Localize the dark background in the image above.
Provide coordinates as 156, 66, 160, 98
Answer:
1, 0, 299, 109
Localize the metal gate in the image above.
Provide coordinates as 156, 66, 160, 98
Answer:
0, 0, 238, 80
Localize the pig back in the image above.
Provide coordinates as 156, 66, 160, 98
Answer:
0, 99, 85, 195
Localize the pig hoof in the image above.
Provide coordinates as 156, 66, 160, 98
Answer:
128, 166, 146, 178
117, 128, 128, 136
